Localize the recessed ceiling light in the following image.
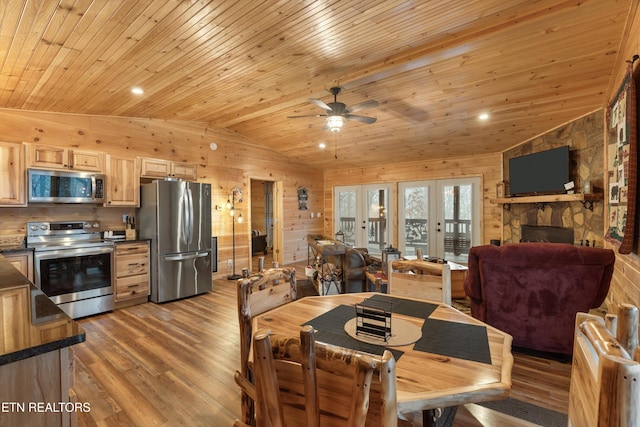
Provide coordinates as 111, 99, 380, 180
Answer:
318, 142, 326, 149
479, 112, 490, 121
131, 87, 144, 95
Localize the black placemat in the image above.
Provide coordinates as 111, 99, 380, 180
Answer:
303, 305, 404, 360
365, 294, 439, 318
415, 318, 492, 364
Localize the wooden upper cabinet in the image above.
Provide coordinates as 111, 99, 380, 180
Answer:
71, 149, 104, 172
105, 155, 139, 207
26, 144, 104, 172
140, 158, 171, 178
171, 162, 198, 180
0, 141, 26, 206
140, 157, 197, 181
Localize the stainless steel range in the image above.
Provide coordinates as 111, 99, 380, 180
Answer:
27, 220, 114, 319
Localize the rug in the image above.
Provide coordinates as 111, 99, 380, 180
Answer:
477, 398, 568, 426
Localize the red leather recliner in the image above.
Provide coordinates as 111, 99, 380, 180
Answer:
464, 243, 615, 355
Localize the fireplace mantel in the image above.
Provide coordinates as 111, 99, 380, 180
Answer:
492, 193, 603, 204
492, 193, 603, 211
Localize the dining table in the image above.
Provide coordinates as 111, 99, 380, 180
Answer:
253, 292, 513, 426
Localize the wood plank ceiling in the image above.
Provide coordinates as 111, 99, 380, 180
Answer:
0, 0, 634, 170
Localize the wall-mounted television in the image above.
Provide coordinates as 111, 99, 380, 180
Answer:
508, 146, 570, 196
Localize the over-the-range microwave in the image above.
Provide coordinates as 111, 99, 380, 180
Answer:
28, 169, 106, 204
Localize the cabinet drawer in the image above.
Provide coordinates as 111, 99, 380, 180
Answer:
116, 274, 150, 300
115, 242, 149, 256
115, 253, 149, 277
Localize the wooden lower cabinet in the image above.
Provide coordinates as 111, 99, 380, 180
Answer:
3, 250, 34, 282
0, 347, 77, 427
0, 285, 30, 354
114, 241, 150, 308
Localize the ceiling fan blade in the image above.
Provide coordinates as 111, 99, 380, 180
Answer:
345, 99, 379, 113
287, 114, 327, 118
345, 114, 377, 124
308, 98, 333, 111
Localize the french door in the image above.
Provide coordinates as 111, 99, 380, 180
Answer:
398, 178, 481, 263
334, 184, 392, 255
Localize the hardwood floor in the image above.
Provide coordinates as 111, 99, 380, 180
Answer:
73, 261, 571, 427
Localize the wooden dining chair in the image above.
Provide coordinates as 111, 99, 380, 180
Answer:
234, 325, 403, 427
387, 259, 451, 304
237, 267, 297, 426
568, 304, 640, 426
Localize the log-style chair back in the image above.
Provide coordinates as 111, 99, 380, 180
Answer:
245, 325, 399, 427
388, 260, 451, 304
237, 267, 297, 426
568, 304, 640, 426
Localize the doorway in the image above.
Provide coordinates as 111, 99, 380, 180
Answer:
398, 177, 481, 263
250, 179, 283, 268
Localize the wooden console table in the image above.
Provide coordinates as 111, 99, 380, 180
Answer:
366, 261, 467, 298
448, 261, 468, 298
306, 236, 346, 295
365, 270, 387, 292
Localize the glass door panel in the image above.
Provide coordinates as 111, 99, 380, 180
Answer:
399, 182, 435, 257
365, 186, 390, 254
335, 187, 358, 247
437, 178, 481, 263
334, 184, 392, 255
399, 178, 481, 263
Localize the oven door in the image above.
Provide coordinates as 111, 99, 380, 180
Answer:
34, 246, 113, 304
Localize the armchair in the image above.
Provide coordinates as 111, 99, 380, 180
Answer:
464, 243, 614, 355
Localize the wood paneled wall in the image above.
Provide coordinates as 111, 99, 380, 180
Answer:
322, 153, 503, 247
0, 109, 323, 277
605, 1, 640, 312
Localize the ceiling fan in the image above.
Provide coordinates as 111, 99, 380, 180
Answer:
288, 87, 379, 132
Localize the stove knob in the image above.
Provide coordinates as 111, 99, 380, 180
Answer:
83, 223, 91, 228
92, 223, 100, 228
30, 224, 39, 231
40, 224, 48, 230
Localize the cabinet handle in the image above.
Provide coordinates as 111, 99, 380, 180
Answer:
128, 263, 140, 267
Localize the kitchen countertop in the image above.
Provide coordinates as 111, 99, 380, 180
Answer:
110, 238, 151, 244
0, 245, 32, 253
0, 256, 85, 366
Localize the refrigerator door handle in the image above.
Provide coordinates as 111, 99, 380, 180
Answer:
187, 187, 194, 245
164, 251, 209, 262
181, 191, 188, 244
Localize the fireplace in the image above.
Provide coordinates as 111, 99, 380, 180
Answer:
520, 225, 574, 244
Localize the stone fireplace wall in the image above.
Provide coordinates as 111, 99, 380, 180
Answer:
503, 201, 604, 245
502, 110, 605, 246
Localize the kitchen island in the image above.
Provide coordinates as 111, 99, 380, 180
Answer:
0, 255, 86, 427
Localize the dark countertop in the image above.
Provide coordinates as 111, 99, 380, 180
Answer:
112, 238, 151, 244
0, 256, 85, 366
0, 246, 32, 253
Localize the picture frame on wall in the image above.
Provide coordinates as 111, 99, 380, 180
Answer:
605, 59, 638, 254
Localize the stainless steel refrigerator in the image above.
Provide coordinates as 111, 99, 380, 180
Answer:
138, 179, 212, 303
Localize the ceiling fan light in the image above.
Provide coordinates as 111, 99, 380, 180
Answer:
326, 115, 344, 132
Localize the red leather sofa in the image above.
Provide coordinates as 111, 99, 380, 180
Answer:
464, 243, 615, 355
